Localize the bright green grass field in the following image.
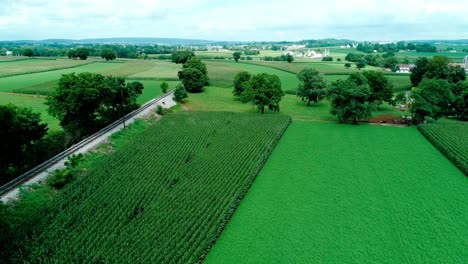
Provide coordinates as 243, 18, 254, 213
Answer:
0, 62, 124, 93
186, 87, 408, 121
0, 92, 60, 131
127, 61, 181, 80
0, 58, 94, 77
206, 122, 468, 263
132, 79, 180, 104
205, 61, 299, 90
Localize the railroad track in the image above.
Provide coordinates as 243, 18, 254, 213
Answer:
0, 91, 174, 197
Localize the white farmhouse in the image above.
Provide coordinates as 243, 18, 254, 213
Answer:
5, 51, 13, 56
397, 64, 415, 73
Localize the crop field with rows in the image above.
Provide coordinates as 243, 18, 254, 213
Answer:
419, 119, 468, 175
206, 122, 468, 263
19, 112, 291, 263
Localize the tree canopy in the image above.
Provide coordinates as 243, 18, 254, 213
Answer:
242, 73, 285, 114
178, 57, 209, 92
296, 68, 327, 106
327, 75, 372, 123
101, 48, 116, 61
46, 72, 143, 140
356, 58, 367, 70
171, 50, 194, 64
0, 104, 47, 178
362, 71, 394, 105
233, 52, 242, 62
410, 79, 453, 123
233, 71, 252, 97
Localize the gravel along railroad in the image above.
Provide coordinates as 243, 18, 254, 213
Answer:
0, 91, 176, 202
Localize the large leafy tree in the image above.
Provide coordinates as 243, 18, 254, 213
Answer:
233, 71, 252, 97
410, 79, 453, 123
410, 57, 429, 87
356, 58, 367, 70
233, 52, 242, 62
327, 77, 373, 124
0, 104, 47, 178
296, 68, 327, 106
171, 50, 194, 64
101, 48, 116, 61
178, 68, 206, 93
22, 48, 34, 57
46, 72, 143, 141
362, 70, 394, 105
245, 73, 284, 114
182, 57, 209, 85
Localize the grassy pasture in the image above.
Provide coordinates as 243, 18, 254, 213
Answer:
127, 60, 181, 80
396, 51, 468, 63
0, 62, 124, 93
185, 86, 407, 121
206, 122, 468, 263
245, 60, 384, 74
0, 58, 95, 77
205, 61, 299, 89
14, 112, 291, 263
0, 92, 60, 131
131, 79, 180, 104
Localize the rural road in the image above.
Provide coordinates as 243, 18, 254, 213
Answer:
1, 92, 177, 202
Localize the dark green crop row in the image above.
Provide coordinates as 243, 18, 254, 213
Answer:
418, 120, 468, 175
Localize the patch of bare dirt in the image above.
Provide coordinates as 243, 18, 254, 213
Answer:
365, 114, 411, 127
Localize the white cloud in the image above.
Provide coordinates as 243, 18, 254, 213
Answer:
1, 0, 467, 41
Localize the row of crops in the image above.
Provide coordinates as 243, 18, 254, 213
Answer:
418, 119, 468, 175
12, 112, 291, 263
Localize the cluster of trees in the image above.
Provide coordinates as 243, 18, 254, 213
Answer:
322, 56, 333, 61
409, 56, 467, 122
67, 48, 90, 60
0, 105, 48, 182
244, 49, 260, 55
263, 54, 294, 63
177, 56, 209, 92
345, 52, 400, 70
357, 42, 437, 53
231, 52, 253, 62
233, 72, 285, 113
327, 72, 395, 123
101, 48, 117, 61
0, 43, 177, 59
171, 50, 195, 64
294, 68, 395, 123
47, 72, 144, 141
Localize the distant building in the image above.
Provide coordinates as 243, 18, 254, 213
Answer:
5, 51, 12, 56
397, 64, 415, 73
464, 55, 468, 70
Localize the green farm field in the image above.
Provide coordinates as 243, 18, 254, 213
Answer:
11, 112, 291, 263
206, 122, 468, 263
0, 58, 95, 77
185, 86, 408, 121
0, 92, 60, 130
205, 61, 299, 89
0, 62, 124, 93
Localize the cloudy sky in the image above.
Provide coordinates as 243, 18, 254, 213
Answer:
1, 0, 467, 41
